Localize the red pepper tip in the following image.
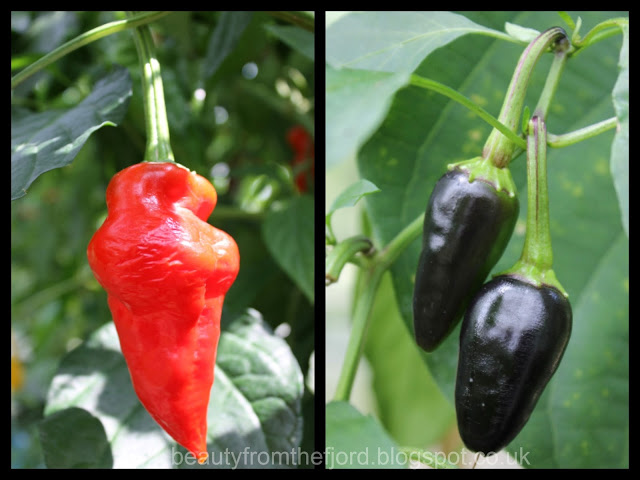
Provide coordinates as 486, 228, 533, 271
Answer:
197, 452, 209, 464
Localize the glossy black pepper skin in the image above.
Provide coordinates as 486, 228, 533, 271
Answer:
455, 276, 572, 455
412, 169, 519, 352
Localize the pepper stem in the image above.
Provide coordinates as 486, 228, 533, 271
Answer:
502, 116, 567, 296
129, 12, 174, 163
483, 27, 568, 168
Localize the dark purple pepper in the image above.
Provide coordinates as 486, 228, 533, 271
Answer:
455, 275, 572, 454
413, 168, 519, 352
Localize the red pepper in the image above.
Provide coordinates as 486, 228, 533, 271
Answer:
286, 126, 314, 193
87, 162, 240, 463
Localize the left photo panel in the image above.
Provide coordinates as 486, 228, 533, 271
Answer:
11, 11, 317, 469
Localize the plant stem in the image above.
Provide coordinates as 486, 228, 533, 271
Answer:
521, 116, 552, 269
410, 74, 526, 150
210, 205, 265, 222
573, 17, 628, 48
482, 27, 568, 168
533, 43, 569, 119
501, 116, 567, 295
326, 236, 374, 285
265, 11, 314, 32
332, 213, 424, 402
547, 117, 617, 148
130, 13, 174, 163
333, 264, 383, 402
11, 11, 170, 89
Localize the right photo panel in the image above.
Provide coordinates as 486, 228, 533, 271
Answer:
325, 11, 629, 469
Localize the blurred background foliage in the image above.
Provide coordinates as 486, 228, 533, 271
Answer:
11, 11, 314, 468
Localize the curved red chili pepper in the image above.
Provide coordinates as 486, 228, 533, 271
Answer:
87, 162, 240, 463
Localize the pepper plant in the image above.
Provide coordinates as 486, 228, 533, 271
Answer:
11, 11, 315, 469
326, 11, 628, 469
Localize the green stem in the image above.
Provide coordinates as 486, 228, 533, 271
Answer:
533, 43, 569, 119
501, 116, 567, 295
265, 11, 314, 32
332, 213, 424, 402
130, 13, 174, 163
333, 265, 383, 402
12, 267, 94, 319
573, 17, 628, 48
521, 116, 552, 269
376, 213, 425, 270
210, 205, 265, 222
11, 11, 170, 89
326, 236, 374, 285
410, 75, 526, 150
482, 27, 568, 168
547, 117, 617, 148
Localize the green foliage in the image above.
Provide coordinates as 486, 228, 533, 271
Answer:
41, 311, 304, 468
11, 11, 314, 469
326, 10, 628, 469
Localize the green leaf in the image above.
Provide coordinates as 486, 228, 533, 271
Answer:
41, 310, 304, 468
39, 407, 113, 468
11, 66, 132, 200
326, 11, 506, 72
203, 11, 253, 79
326, 179, 380, 229
557, 11, 576, 30
505, 21, 540, 43
514, 234, 629, 468
338, 11, 627, 467
264, 24, 314, 60
610, 22, 628, 237
364, 273, 455, 447
326, 66, 410, 168
324, 12, 509, 169
262, 195, 314, 304
326, 401, 407, 469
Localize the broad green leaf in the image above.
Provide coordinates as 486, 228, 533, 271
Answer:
204, 11, 253, 79
39, 408, 113, 468
610, 21, 629, 237
364, 273, 455, 447
11, 66, 131, 200
264, 24, 314, 60
326, 401, 407, 469
326, 11, 507, 73
325, 11, 509, 169
344, 11, 627, 468
262, 195, 314, 304
326, 66, 410, 168
42, 310, 304, 468
515, 234, 629, 468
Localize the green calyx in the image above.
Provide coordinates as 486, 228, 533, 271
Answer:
449, 156, 517, 198
500, 260, 568, 297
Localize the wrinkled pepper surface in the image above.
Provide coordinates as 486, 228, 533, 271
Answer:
87, 162, 240, 463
